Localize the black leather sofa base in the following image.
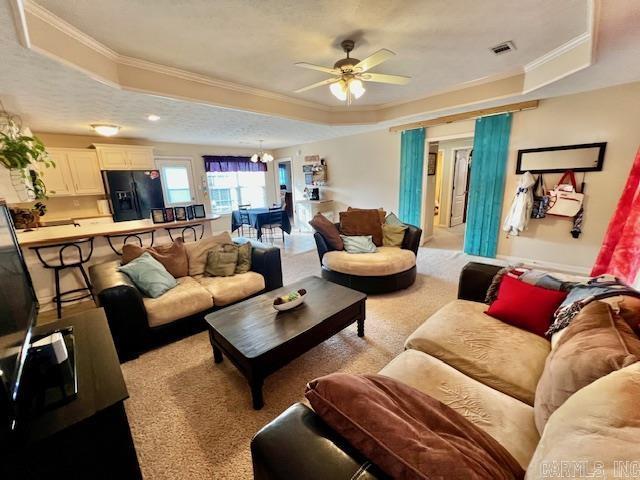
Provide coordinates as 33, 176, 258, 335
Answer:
251, 262, 502, 480
321, 265, 417, 295
90, 239, 283, 363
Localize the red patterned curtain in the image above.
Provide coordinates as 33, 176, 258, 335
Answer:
591, 147, 640, 284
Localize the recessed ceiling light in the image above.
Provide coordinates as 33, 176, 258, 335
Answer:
91, 124, 120, 137
147, 114, 160, 122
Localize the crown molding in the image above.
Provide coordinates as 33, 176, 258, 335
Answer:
12, 0, 598, 127
524, 32, 591, 72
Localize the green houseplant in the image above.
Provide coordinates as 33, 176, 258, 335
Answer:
0, 104, 54, 200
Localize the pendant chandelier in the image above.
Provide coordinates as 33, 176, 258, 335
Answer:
250, 140, 273, 163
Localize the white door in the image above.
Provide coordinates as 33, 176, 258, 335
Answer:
68, 151, 105, 195
450, 148, 471, 227
156, 158, 197, 206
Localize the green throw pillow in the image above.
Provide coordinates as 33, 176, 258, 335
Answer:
385, 212, 405, 226
118, 252, 177, 298
205, 244, 239, 277
383, 223, 408, 247
340, 235, 377, 254
235, 242, 252, 274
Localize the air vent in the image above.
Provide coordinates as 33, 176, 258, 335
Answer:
491, 41, 516, 55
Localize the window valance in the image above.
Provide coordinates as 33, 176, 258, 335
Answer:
203, 155, 267, 172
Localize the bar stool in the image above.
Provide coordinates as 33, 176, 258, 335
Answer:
31, 237, 95, 319
165, 224, 204, 242
105, 230, 155, 255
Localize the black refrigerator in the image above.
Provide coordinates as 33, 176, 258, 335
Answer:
103, 170, 165, 222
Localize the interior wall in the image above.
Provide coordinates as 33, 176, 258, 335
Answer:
274, 129, 402, 215
497, 81, 640, 272
275, 81, 640, 272
27, 133, 275, 228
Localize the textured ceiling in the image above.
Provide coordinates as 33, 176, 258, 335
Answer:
36, 0, 588, 106
1, 0, 640, 148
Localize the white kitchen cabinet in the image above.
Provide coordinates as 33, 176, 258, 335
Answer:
68, 150, 104, 195
93, 144, 155, 170
42, 148, 103, 197
40, 149, 75, 197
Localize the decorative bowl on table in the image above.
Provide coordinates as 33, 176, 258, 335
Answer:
273, 289, 307, 311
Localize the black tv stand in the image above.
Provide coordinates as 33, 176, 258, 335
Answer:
1, 309, 142, 479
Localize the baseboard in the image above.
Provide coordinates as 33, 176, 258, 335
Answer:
495, 254, 591, 276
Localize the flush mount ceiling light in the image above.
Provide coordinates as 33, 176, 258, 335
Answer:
294, 39, 411, 105
250, 140, 273, 163
147, 114, 160, 122
91, 124, 120, 137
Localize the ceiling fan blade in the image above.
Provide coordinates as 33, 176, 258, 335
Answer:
354, 49, 395, 72
360, 73, 411, 85
295, 62, 341, 75
294, 77, 339, 93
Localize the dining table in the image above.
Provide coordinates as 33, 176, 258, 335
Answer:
231, 207, 292, 241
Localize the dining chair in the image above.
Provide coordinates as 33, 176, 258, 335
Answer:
263, 206, 285, 243
238, 204, 255, 237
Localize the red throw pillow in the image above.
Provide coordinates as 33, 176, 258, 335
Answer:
485, 275, 567, 337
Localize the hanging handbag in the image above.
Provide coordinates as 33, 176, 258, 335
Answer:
547, 170, 584, 217
531, 174, 550, 219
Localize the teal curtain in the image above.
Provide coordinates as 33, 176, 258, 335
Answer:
464, 113, 512, 257
398, 128, 426, 226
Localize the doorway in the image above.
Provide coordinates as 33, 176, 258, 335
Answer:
276, 159, 294, 222
450, 148, 472, 227
425, 137, 473, 251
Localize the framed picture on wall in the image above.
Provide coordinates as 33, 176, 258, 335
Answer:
174, 206, 187, 221
427, 152, 437, 176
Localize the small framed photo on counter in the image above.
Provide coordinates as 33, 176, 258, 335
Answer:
151, 208, 166, 224
186, 205, 194, 220
163, 207, 175, 222
174, 206, 187, 221
192, 204, 206, 218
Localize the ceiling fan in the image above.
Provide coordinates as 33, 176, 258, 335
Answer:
294, 39, 411, 104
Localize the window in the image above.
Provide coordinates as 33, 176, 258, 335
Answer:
156, 158, 196, 207
207, 171, 266, 213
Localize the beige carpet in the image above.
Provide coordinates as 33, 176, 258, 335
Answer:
122, 229, 471, 479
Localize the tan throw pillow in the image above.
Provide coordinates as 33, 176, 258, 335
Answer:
184, 231, 233, 276
122, 238, 188, 278
534, 301, 640, 434
204, 244, 238, 277
309, 213, 343, 250
347, 207, 386, 225
340, 210, 384, 247
235, 241, 252, 274
382, 223, 407, 247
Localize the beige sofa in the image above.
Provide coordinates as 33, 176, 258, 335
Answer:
252, 262, 640, 479
90, 232, 283, 362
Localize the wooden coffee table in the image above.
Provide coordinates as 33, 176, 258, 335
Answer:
204, 276, 366, 409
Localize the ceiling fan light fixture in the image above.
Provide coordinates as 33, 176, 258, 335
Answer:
91, 124, 120, 137
251, 141, 273, 163
349, 79, 366, 99
330, 80, 348, 101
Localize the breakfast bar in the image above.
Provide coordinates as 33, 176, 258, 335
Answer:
17, 215, 224, 312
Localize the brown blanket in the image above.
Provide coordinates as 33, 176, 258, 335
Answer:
306, 373, 524, 480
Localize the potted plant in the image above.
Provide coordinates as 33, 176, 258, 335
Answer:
0, 105, 54, 201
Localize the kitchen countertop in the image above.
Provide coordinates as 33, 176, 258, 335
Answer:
17, 214, 222, 247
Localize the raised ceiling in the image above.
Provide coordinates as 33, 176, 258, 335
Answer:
35, 0, 587, 106
1, 0, 640, 147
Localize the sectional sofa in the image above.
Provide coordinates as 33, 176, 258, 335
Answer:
251, 262, 640, 479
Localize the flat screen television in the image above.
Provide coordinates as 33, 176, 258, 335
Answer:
0, 201, 38, 432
